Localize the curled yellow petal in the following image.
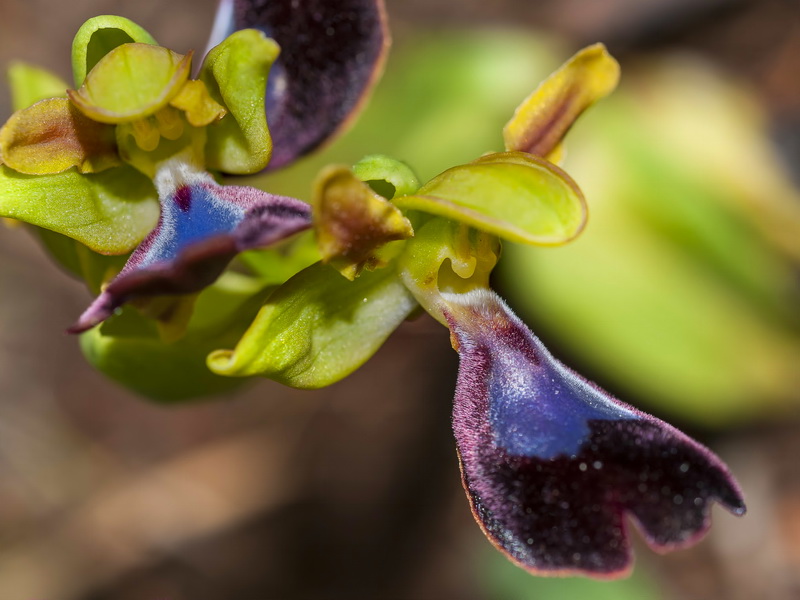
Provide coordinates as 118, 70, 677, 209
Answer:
169, 79, 227, 127
503, 43, 620, 160
0, 97, 118, 174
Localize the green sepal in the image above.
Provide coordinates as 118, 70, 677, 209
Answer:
207, 262, 418, 388
71, 15, 158, 87
68, 44, 192, 124
0, 164, 158, 254
80, 272, 272, 402
395, 151, 587, 246
397, 215, 500, 324
352, 154, 421, 198
200, 29, 279, 174
7, 62, 69, 111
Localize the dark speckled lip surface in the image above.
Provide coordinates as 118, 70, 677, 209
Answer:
209, 0, 389, 170
443, 289, 745, 577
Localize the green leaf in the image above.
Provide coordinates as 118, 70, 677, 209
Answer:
395, 151, 587, 246
208, 262, 418, 388
7, 62, 69, 111
80, 272, 271, 402
71, 15, 158, 88
0, 164, 158, 254
352, 154, 421, 198
69, 44, 192, 124
200, 29, 279, 174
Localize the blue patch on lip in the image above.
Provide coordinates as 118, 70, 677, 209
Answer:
140, 184, 245, 269
488, 340, 638, 460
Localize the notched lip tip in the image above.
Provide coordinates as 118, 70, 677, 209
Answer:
729, 501, 747, 516
511, 554, 634, 581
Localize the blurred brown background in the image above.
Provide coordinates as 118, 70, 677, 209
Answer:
1, 1, 799, 599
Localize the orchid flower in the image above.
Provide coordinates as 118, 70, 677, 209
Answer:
0, 1, 388, 334
0, 0, 744, 579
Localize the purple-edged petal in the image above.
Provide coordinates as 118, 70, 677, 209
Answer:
207, 0, 389, 170
442, 289, 745, 577
69, 161, 310, 333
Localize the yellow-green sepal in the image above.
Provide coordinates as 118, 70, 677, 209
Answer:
352, 154, 421, 198
71, 15, 158, 87
200, 29, 279, 174
207, 262, 418, 388
395, 151, 587, 246
80, 272, 271, 402
68, 44, 192, 124
0, 163, 157, 254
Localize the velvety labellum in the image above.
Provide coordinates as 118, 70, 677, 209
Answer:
208, 0, 389, 169
443, 289, 745, 577
70, 166, 311, 332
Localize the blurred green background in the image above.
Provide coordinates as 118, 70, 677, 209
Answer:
0, 0, 799, 598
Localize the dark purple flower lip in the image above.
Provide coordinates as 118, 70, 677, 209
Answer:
207, 0, 390, 171
69, 164, 310, 333
442, 289, 745, 577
